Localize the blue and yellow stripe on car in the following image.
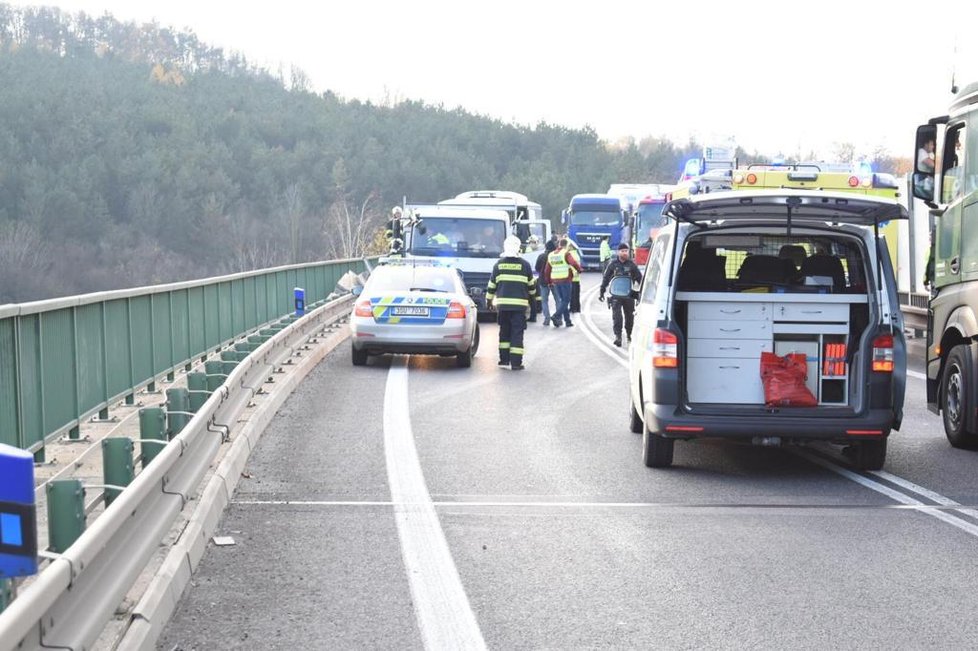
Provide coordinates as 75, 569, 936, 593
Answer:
368, 295, 452, 325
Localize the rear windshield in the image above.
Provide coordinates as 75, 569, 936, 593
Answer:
366, 267, 461, 293
675, 233, 867, 294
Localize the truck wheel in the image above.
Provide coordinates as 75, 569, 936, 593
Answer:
352, 344, 368, 366
643, 425, 674, 468
852, 439, 887, 471
942, 345, 978, 449
629, 400, 643, 434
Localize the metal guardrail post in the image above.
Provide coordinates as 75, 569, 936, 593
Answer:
47, 480, 85, 553
187, 372, 209, 412
166, 388, 191, 437
101, 438, 134, 507
204, 361, 225, 392
139, 407, 167, 468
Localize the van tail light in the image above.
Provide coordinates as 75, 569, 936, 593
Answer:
446, 301, 467, 319
354, 300, 373, 318
652, 328, 679, 368
872, 334, 894, 372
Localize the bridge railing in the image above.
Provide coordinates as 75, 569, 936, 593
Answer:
0, 258, 371, 454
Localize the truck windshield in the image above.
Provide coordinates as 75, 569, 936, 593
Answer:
569, 210, 621, 227
408, 218, 507, 258
636, 203, 668, 243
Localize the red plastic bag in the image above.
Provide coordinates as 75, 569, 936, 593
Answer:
759, 352, 817, 407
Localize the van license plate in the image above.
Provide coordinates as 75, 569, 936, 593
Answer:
392, 306, 429, 317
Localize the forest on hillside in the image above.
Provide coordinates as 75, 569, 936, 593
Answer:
0, 5, 905, 302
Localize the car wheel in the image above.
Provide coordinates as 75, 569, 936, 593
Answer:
456, 327, 478, 368
942, 345, 978, 448
642, 424, 674, 468
851, 438, 887, 471
629, 400, 643, 434
352, 344, 368, 366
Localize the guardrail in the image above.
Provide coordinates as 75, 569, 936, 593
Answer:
0, 258, 371, 456
0, 292, 356, 650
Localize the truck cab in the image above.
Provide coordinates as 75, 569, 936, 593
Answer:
438, 190, 550, 268
631, 192, 670, 266
401, 204, 512, 314
561, 194, 627, 269
911, 82, 978, 447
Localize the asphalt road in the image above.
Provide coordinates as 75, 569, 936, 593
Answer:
159, 276, 978, 650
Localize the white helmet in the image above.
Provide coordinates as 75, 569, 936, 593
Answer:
502, 235, 522, 258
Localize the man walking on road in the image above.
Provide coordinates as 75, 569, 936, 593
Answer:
487, 236, 537, 370
599, 243, 643, 347
535, 240, 556, 325
567, 238, 583, 313
544, 237, 582, 328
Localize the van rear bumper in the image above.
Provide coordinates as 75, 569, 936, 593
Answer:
644, 404, 893, 441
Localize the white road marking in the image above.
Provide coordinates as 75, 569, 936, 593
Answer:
797, 451, 978, 538
907, 369, 926, 380
384, 356, 487, 651
232, 498, 978, 512
580, 285, 629, 367
870, 470, 978, 522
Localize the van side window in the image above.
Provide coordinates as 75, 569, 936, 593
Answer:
640, 234, 671, 304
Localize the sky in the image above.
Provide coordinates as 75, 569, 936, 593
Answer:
8, 0, 978, 159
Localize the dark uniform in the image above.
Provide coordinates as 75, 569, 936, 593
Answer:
487, 256, 537, 370
600, 253, 643, 346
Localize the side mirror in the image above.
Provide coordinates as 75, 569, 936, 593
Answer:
912, 124, 937, 203
561, 210, 568, 225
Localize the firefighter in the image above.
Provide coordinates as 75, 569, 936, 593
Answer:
599, 243, 643, 347
487, 236, 536, 370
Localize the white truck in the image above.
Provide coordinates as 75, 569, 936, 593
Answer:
438, 190, 551, 267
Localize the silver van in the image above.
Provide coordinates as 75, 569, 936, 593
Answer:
627, 191, 907, 469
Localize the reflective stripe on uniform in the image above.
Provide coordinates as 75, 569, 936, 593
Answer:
495, 273, 533, 284
499, 342, 511, 349
510, 347, 524, 355
494, 297, 529, 307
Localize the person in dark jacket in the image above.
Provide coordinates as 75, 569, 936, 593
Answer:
599, 243, 643, 347
487, 236, 537, 370
535, 240, 556, 325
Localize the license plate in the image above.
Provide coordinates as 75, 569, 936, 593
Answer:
391, 306, 430, 317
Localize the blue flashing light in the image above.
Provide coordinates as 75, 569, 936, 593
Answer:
0, 443, 38, 578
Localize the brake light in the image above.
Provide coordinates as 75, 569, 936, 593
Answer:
746, 173, 757, 185
446, 301, 467, 319
354, 300, 373, 318
848, 176, 860, 187
652, 328, 679, 368
872, 334, 894, 372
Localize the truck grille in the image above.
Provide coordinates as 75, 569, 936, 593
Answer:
577, 233, 606, 246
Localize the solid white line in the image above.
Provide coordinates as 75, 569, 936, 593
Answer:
797, 451, 978, 538
384, 357, 487, 651
871, 470, 978, 521
579, 285, 628, 368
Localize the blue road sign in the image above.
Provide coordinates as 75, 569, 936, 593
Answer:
0, 444, 38, 578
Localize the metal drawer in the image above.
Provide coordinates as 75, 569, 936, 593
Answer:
687, 319, 772, 340
688, 301, 771, 321
774, 303, 848, 322
687, 338, 772, 359
687, 357, 764, 404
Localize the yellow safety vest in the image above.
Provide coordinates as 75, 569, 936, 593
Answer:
548, 250, 570, 280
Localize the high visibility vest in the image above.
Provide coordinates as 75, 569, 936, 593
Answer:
430, 232, 450, 245
548, 250, 570, 280
599, 240, 612, 262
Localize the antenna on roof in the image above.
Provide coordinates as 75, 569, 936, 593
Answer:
951, 36, 959, 94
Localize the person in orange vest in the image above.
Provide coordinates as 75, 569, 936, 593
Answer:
543, 237, 582, 328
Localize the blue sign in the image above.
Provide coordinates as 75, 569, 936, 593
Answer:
0, 443, 38, 578
294, 287, 306, 317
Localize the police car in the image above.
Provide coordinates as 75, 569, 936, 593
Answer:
350, 262, 480, 367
